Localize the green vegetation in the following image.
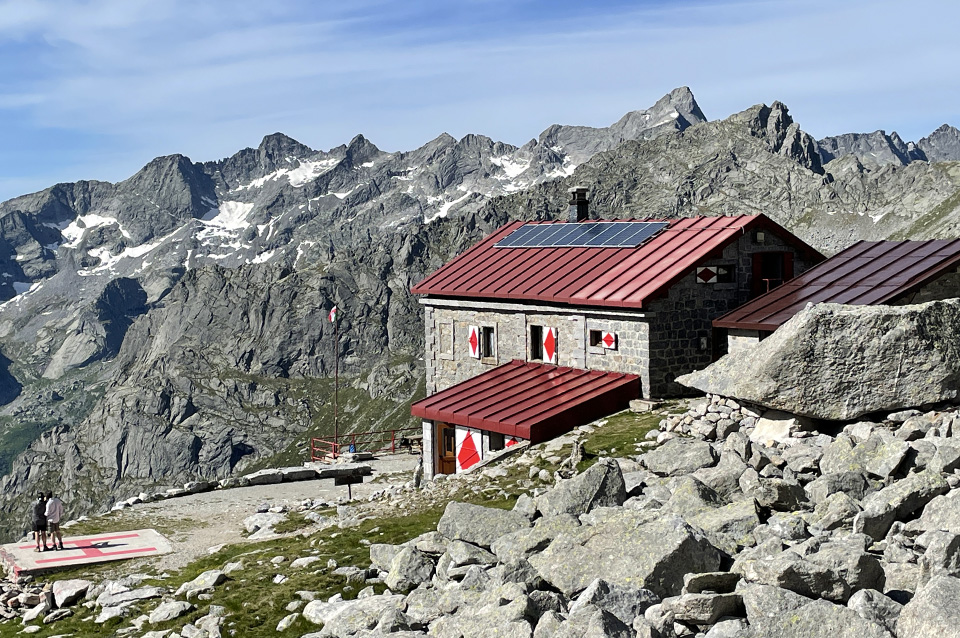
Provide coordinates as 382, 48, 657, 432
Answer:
576, 407, 668, 472
0, 405, 686, 637
270, 512, 312, 535
62, 511, 207, 541
7, 508, 447, 638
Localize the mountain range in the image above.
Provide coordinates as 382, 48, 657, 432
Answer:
0, 87, 959, 537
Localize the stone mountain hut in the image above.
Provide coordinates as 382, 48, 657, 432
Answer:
410, 189, 823, 478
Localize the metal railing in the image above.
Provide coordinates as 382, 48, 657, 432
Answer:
311, 426, 423, 461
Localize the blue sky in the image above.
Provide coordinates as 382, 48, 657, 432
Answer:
1, 0, 959, 202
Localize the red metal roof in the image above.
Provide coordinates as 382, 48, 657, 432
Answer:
714, 239, 960, 331
410, 360, 640, 443
412, 214, 821, 309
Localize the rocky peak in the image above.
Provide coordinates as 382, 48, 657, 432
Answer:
614, 85, 707, 133
744, 101, 824, 175
538, 87, 710, 166
818, 130, 915, 166
917, 124, 960, 163
344, 134, 381, 167
117, 154, 217, 243
256, 132, 315, 169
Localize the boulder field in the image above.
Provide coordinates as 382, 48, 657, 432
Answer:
303, 396, 960, 637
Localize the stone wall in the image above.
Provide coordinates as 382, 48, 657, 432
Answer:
645, 229, 819, 397
726, 329, 762, 355
421, 420, 435, 480
423, 300, 652, 396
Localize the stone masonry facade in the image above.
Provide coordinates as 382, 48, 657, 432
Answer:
892, 267, 960, 305
423, 300, 653, 397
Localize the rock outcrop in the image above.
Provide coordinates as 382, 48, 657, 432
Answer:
678, 299, 960, 420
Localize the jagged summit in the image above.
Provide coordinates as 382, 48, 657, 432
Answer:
917, 124, 960, 163
817, 123, 960, 167
538, 87, 708, 165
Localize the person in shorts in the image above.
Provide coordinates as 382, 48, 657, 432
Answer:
32, 493, 48, 552
44, 491, 64, 551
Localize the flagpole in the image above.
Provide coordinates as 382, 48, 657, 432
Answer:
334, 314, 339, 459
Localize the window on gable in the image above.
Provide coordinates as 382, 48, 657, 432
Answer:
530, 325, 544, 360
480, 326, 496, 358
489, 432, 505, 452
589, 330, 603, 347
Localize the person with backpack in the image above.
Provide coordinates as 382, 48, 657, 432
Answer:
44, 491, 64, 551
31, 493, 48, 552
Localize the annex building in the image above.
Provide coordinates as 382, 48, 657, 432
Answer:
715, 239, 960, 353
410, 190, 823, 478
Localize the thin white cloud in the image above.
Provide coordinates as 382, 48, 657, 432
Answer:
2, 0, 960, 201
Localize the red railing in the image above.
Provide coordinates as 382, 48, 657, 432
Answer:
311, 426, 422, 461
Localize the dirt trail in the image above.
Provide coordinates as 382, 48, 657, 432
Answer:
88, 454, 420, 575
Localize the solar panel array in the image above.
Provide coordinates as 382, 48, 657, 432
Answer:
494, 221, 669, 249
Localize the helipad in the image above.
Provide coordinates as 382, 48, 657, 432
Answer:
0, 529, 172, 582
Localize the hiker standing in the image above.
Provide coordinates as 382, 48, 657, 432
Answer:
31, 492, 48, 552
45, 491, 65, 551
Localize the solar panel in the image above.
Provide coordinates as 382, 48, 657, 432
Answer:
495, 222, 669, 248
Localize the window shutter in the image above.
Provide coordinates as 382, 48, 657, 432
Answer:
468, 325, 480, 358
542, 327, 558, 364
784, 252, 794, 281
750, 253, 764, 297
602, 331, 617, 349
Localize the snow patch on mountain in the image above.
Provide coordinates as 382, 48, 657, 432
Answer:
61, 214, 130, 248
490, 156, 530, 179
426, 192, 474, 223
202, 201, 255, 230
234, 158, 339, 191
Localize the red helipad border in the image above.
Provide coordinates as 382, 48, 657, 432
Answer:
0, 529, 172, 582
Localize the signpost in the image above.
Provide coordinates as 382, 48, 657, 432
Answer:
334, 474, 362, 500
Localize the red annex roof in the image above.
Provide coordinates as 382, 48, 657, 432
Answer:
412, 214, 821, 309
714, 239, 960, 331
410, 360, 640, 443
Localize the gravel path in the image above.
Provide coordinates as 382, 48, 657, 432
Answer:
97, 454, 420, 574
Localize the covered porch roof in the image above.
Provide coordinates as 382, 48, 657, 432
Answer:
411, 360, 640, 443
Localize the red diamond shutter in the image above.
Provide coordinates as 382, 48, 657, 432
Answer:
602, 331, 616, 349
543, 327, 557, 364
468, 326, 480, 358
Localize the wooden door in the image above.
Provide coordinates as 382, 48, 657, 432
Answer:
437, 423, 456, 475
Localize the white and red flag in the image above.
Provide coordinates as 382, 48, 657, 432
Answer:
328, 306, 337, 322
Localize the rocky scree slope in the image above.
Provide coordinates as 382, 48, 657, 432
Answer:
266, 400, 960, 637
4, 89, 960, 534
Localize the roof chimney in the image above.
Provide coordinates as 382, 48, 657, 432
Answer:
568, 187, 589, 223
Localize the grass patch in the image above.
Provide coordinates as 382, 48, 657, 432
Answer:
576, 408, 666, 472
61, 511, 207, 540
12, 507, 446, 638
271, 512, 312, 535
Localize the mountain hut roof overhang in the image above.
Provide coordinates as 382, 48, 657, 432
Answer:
713, 239, 960, 332
411, 214, 822, 309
